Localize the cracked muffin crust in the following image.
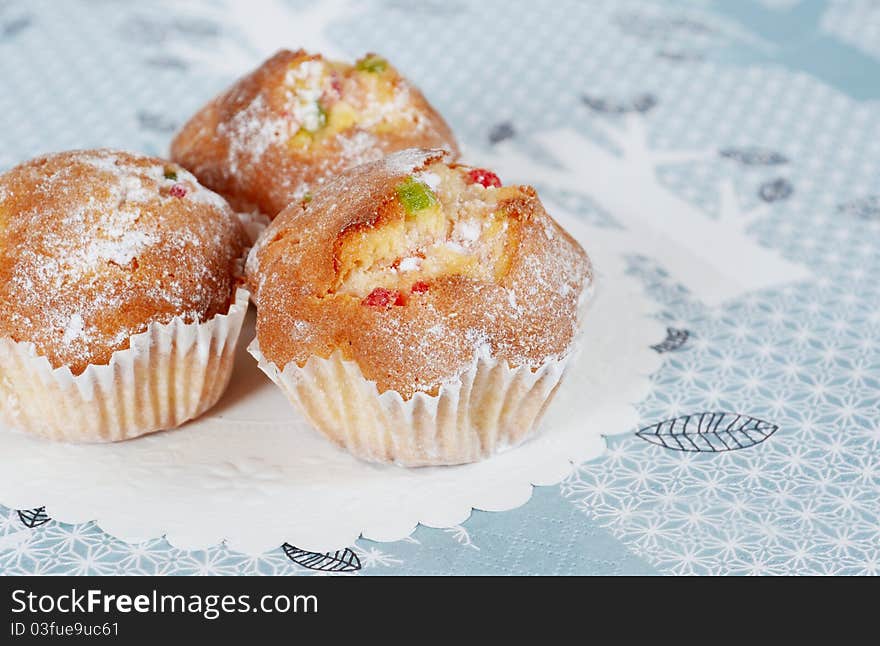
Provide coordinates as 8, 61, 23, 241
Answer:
171, 49, 459, 219
0, 149, 248, 375
247, 148, 592, 400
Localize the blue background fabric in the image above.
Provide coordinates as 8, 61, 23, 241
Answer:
1, 0, 878, 575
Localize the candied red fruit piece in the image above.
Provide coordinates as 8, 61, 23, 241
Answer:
410, 281, 430, 294
328, 72, 343, 99
467, 168, 501, 188
169, 183, 188, 198
362, 287, 403, 308
356, 54, 388, 73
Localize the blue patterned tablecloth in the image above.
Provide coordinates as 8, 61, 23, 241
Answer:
1, 0, 879, 575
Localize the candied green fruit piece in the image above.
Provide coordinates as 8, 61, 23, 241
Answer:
301, 104, 327, 133
396, 176, 437, 215
315, 104, 327, 130
163, 167, 178, 181
356, 54, 388, 73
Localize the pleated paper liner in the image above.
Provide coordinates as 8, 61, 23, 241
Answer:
248, 279, 593, 467
0, 288, 250, 442
237, 210, 271, 246
251, 341, 577, 466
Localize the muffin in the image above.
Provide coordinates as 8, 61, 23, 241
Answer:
171, 49, 459, 220
0, 149, 250, 442
247, 148, 592, 466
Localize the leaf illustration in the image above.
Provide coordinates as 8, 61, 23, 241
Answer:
837, 195, 880, 220
282, 543, 362, 573
137, 110, 177, 134
168, 17, 220, 39
144, 55, 189, 71
651, 327, 690, 353
631, 94, 658, 113
719, 147, 788, 165
636, 412, 778, 452
581, 93, 657, 114
2, 16, 32, 39
656, 49, 705, 62
614, 13, 714, 38
488, 121, 515, 144
758, 178, 793, 203
120, 17, 170, 44
17, 506, 50, 528
120, 16, 218, 45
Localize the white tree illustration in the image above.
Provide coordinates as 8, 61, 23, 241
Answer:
443, 525, 480, 551
473, 114, 810, 306
143, 1, 810, 307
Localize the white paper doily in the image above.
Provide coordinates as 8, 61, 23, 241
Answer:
0, 212, 663, 553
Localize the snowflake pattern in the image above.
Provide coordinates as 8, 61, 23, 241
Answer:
559, 271, 880, 575
0, 0, 879, 574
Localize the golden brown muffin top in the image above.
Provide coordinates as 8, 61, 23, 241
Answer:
248, 148, 591, 399
171, 49, 460, 218
0, 149, 248, 374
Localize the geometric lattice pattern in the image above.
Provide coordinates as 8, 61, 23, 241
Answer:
1, 0, 879, 574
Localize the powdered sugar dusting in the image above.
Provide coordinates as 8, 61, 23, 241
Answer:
220, 95, 289, 176
284, 60, 326, 132
171, 50, 459, 217
0, 149, 247, 373
250, 150, 592, 399
382, 147, 444, 176
452, 219, 481, 242
413, 170, 440, 192
397, 256, 421, 272
61, 313, 86, 345
337, 130, 385, 167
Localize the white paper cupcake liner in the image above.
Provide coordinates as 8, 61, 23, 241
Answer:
250, 341, 576, 466
0, 288, 250, 443
237, 210, 271, 246
249, 282, 593, 467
